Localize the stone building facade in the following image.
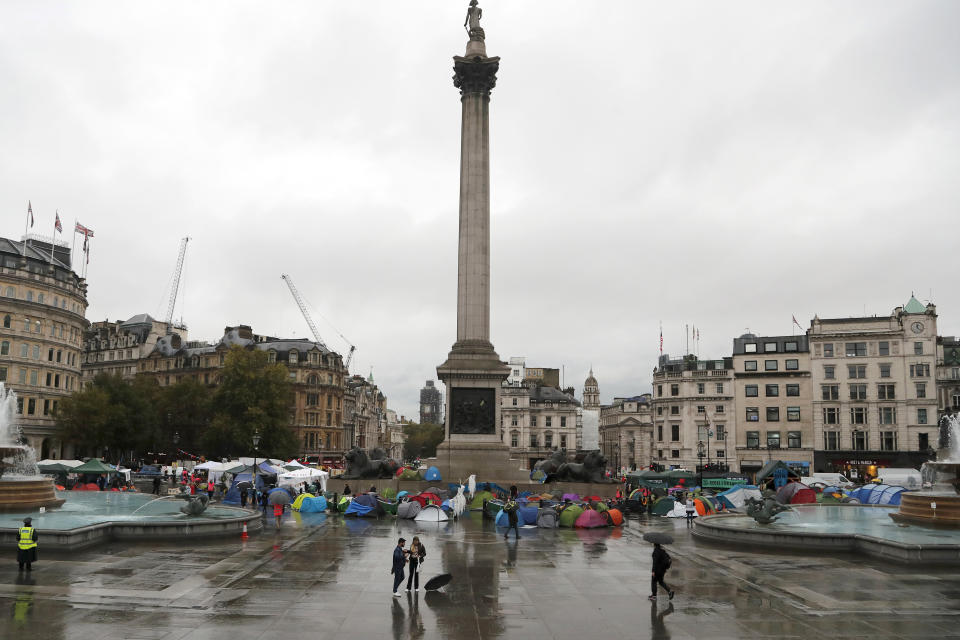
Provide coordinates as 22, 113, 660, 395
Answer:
732, 334, 814, 478
651, 354, 735, 471
83, 314, 182, 383
137, 325, 348, 462
501, 384, 580, 470
419, 379, 443, 425
809, 297, 939, 480
937, 336, 960, 415
599, 394, 654, 472
0, 236, 87, 459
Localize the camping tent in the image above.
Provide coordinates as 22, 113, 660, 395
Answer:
536, 508, 558, 528
415, 504, 448, 522
558, 505, 583, 527
574, 509, 607, 528
776, 482, 817, 505
717, 484, 762, 509
847, 484, 906, 505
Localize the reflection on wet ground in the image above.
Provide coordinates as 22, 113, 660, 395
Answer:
0, 509, 959, 639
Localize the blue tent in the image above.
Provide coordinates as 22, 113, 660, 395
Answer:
222, 472, 267, 505
847, 484, 906, 505
297, 496, 328, 512
424, 466, 441, 482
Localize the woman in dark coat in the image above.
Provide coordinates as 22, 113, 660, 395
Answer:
17, 517, 37, 571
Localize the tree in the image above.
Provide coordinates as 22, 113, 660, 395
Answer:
202, 346, 295, 459
402, 422, 445, 461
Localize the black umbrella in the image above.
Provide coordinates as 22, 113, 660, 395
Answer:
642, 532, 674, 545
423, 573, 452, 591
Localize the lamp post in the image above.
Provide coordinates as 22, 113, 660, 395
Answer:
252, 429, 261, 484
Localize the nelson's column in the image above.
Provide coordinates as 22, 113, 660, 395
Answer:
436, 1, 518, 481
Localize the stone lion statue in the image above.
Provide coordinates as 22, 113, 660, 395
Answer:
554, 450, 609, 483
745, 493, 790, 525
533, 450, 566, 481
342, 447, 400, 480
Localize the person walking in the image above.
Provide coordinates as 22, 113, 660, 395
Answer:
685, 497, 695, 527
649, 542, 674, 601
405, 536, 426, 592
391, 537, 407, 596
17, 517, 37, 572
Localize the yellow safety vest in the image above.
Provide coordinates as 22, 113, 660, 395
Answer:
18, 527, 36, 550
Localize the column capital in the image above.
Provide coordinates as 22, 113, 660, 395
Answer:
453, 55, 500, 97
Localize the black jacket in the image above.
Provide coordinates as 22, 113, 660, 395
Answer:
652, 547, 671, 574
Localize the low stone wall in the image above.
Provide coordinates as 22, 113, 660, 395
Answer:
325, 477, 620, 500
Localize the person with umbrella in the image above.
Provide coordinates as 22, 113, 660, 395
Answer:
16, 517, 37, 572
643, 532, 675, 601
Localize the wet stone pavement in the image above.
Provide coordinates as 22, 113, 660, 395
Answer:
1, 510, 959, 640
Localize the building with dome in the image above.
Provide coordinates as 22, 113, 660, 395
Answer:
0, 235, 88, 460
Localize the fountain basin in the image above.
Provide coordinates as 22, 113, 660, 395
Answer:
0, 492, 263, 549
694, 504, 960, 564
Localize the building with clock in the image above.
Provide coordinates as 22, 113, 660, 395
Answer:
808, 296, 939, 480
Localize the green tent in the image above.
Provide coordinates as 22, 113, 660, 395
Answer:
651, 496, 676, 516
558, 505, 583, 527
72, 459, 118, 474
469, 490, 494, 510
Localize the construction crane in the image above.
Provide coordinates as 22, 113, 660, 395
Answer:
164, 237, 190, 332
281, 274, 356, 370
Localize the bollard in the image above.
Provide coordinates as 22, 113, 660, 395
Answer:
241, 522, 249, 539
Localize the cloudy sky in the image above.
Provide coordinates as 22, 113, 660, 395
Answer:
1, 1, 957, 419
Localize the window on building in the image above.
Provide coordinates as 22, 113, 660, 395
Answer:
849, 384, 867, 400
881, 431, 897, 452
765, 360, 778, 371
824, 365, 835, 380
670, 384, 679, 396
877, 384, 895, 400
878, 341, 889, 356
766, 407, 780, 421
746, 431, 760, 449
746, 407, 759, 422
914, 342, 923, 355
765, 384, 779, 397
744, 360, 757, 371
823, 407, 839, 424
879, 407, 896, 425
787, 406, 801, 422
848, 365, 866, 379
744, 343, 757, 353
918, 408, 928, 425
824, 431, 840, 450
879, 363, 891, 378
845, 342, 867, 357
787, 431, 801, 448
916, 383, 926, 399
823, 343, 834, 357
853, 430, 867, 450
510, 432, 518, 448
822, 385, 839, 400
745, 385, 758, 397
850, 406, 866, 424
671, 424, 680, 441
786, 384, 800, 397
715, 405, 725, 413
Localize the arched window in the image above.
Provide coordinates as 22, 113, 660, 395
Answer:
2, 315, 9, 328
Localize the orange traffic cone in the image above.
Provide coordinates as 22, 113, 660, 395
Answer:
241, 522, 249, 540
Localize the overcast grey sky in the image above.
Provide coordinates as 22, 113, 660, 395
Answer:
1, 1, 958, 419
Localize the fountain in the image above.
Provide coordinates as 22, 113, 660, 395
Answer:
0, 384, 64, 512
890, 411, 960, 527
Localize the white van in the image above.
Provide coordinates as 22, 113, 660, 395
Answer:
801, 473, 853, 487
876, 468, 922, 489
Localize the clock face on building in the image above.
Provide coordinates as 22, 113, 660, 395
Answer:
911, 321, 924, 334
